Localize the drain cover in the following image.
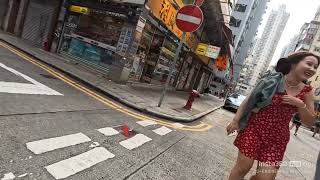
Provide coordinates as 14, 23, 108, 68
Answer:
39, 74, 57, 79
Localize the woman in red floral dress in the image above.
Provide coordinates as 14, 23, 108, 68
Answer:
227, 52, 320, 180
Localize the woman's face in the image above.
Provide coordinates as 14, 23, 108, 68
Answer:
293, 56, 319, 80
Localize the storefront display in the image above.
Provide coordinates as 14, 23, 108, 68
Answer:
128, 19, 180, 84
58, 1, 140, 74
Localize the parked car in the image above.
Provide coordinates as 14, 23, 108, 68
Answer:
223, 93, 246, 112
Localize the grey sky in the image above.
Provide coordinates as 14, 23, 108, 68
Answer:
257, 0, 320, 66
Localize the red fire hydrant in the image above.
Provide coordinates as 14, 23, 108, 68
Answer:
43, 41, 50, 52
184, 90, 200, 110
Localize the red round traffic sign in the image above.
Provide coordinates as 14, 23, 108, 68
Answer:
176, 5, 204, 32
195, 0, 205, 6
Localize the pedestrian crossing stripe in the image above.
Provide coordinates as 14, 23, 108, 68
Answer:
136, 120, 158, 127
26, 133, 91, 154
45, 147, 115, 179
153, 126, 172, 136
23, 125, 172, 179
119, 134, 152, 150
0, 63, 63, 95
97, 127, 119, 136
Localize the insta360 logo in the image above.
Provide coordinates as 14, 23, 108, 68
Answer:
289, 161, 302, 167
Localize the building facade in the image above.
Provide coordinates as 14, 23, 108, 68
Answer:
248, 5, 289, 88
280, 35, 299, 58
230, 0, 269, 83
1, 0, 234, 95
1, 0, 62, 47
295, 21, 320, 52
306, 6, 320, 89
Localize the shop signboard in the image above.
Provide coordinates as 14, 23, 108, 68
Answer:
196, 43, 220, 59
147, 0, 199, 50
206, 45, 220, 59
112, 0, 145, 5
195, 43, 208, 56
215, 55, 229, 70
136, 17, 146, 33
69, 5, 90, 15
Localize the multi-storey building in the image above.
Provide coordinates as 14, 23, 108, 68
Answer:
280, 35, 299, 57
230, 0, 270, 83
249, 5, 289, 87
295, 21, 320, 52
307, 6, 320, 88
236, 37, 260, 95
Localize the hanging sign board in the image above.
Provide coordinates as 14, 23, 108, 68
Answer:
206, 45, 221, 59
195, 43, 208, 56
176, 5, 204, 32
69, 5, 90, 15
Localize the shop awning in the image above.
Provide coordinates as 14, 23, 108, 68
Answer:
201, 0, 234, 52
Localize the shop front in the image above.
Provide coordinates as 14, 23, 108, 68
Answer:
129, 16, 185, 85
175, 52, 202, 91
57, 0, 142, 74
127, 0, 200, 86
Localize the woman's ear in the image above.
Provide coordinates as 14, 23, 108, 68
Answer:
291, 63, 297, 71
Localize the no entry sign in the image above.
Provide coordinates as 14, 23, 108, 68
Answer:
176, 5, 204, 32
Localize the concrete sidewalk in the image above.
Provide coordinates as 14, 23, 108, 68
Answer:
0, 32, 224, 122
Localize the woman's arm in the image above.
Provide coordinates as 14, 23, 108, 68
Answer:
232, 96, 250, 122
298, 89, 316, 126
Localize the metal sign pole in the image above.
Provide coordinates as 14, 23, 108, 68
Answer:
158, 32, 186, 107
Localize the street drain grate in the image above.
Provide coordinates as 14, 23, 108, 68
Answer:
40, 74, 57, 79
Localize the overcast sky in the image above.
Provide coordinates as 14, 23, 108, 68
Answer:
256, 0, 320, 66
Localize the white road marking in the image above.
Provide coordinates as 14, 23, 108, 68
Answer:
136, 120, 157, 127
177, 13, 202, 24
119, 134, 152, 150
97, 127, 119, 136
172, 123, 185, 128
26, 133, 91, 154
45, 147, 115, 179
18, 173, 28, 178
89, 142, 100, 148
1, 172, 15, 180
153, 126, 172, 136
0, 63, 62, 95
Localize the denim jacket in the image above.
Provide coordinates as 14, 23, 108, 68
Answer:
238, 71, 286, 131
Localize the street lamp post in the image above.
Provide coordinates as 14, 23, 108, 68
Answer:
158, 32, 186, 107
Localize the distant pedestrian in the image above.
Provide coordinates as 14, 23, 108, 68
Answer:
289, 113, 301, 136
226, 52, 319, 180
315, 152, 320, 180
312, 119, 320, 137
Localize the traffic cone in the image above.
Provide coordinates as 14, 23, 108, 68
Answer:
121, 124, 130, 137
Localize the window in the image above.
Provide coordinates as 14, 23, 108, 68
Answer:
230, 16, 242, 27
235, 4, 247, 12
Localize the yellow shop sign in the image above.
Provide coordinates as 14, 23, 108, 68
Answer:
147, 0, 199, 50
69, 5, 90, 15
196, 43, 208, 56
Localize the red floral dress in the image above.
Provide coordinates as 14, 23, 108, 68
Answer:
234, 85, 313, 168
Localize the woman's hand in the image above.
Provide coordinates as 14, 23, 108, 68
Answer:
226, 120, 240, 135
282, 95, 305, 108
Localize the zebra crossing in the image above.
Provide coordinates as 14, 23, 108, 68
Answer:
11, 120, 177, 180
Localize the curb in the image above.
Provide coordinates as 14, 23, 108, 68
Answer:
0, 38, 222, 122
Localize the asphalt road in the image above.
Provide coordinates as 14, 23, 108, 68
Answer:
0, 44, 319, 180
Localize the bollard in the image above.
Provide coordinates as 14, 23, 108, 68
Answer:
43, 41, 50, 52
121, 124, 130, 138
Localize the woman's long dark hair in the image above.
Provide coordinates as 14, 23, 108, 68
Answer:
275, 51, 320, 75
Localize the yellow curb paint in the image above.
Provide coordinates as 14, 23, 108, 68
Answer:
0, 41, 213, 132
